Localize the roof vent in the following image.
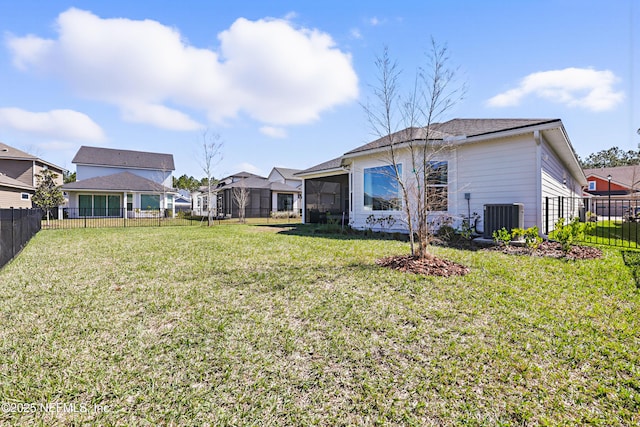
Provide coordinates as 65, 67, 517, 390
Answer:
1, 148, 8, 152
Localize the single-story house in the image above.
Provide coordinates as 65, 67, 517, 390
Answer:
0, 142, 65, 209
62, 146, 178, 218
296, 118, 586, 236
193, 168, 302, 218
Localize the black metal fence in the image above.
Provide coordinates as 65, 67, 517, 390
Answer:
42, 208, 199, 230
543, 196, 640, 248
0, 208, 42, 268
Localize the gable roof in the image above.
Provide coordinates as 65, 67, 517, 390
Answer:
271, 167, 302, 181
296, 156, 347, 176
215, 172, 301, 193
584, 165, 640, 189
297, 118, 585, 185
345, 118, 560, 155
0, 172, 34, 191
62, 171, 174, 193
72, 146, 175, 171
0, 141, 65, 171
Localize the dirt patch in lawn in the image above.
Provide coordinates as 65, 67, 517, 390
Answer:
485, 240, 603, 260
376, 254, 470, 277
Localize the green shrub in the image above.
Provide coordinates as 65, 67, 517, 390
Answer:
512, 226, 542, 251
492, 227, 512, 246
549, 217, 594, 252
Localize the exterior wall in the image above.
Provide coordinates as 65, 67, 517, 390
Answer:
585, 175, 630, 195
66, 191, 175, 218
271, 191, 301, 213
540, 137, 583, 230
0, 188, 32, 208
349, 148, 456, 232
33, 163, 64, 186
456, 134, 538, 232
76, 165, 172, 187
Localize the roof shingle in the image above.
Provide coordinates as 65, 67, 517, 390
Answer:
72, 146, 175, 171
62, 171, 173, 192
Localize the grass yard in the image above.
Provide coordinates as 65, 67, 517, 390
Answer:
0, 225, 639, 426
584, 220, 640, 249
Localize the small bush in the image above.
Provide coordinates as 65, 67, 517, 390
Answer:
512, 226, 542, 251
549, 217, 594, 252
492, 227, 512, 247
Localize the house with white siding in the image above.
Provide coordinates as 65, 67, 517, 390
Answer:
62, 146, 177, 218
296, 118, 586, 236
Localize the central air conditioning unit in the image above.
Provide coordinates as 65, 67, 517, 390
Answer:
483, 203, 524, 239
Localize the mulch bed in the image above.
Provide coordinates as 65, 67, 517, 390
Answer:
485, 240, 603, 260
375, 255, 470, 277
376, 241, 602, 277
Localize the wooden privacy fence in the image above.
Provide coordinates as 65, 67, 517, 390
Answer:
0, 208, 42, 269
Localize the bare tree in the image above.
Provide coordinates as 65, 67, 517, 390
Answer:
363, 39, 465, 259
199, 131, 224, 226
233, 177, 249, 223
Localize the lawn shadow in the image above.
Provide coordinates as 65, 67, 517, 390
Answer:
269, 223, 412, 242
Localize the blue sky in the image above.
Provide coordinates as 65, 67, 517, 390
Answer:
0, 0, 638, 178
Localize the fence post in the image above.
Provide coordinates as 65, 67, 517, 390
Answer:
545, 197, 549, 234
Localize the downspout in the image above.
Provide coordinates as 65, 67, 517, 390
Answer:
534, 130, 543, 234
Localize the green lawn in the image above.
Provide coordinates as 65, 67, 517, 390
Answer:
584, 220, 640, 248
0, 225, 638, 426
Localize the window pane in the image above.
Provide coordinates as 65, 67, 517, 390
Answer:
427, 186, 448, 211
108, 195, 120, 216
277, 194, 293, 211
427, 161, 448, 185
141, 194, 160, 210
94, 195, 107, 217
364, 164, 402, 211
79, 195, 92, 216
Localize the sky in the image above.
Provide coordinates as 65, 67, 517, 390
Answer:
0, 0, 638, 179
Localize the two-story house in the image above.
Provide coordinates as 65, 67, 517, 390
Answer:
0, 142, 65, 209
62, 146, 177, 218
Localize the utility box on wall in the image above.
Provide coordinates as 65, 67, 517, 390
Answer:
483, 203, 524, 239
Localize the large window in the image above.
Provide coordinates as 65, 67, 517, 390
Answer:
427, 161, 448, 211
277, 193, 294, 211
364, 164, 402, 211
141, 194, 160, 210
78, 194, 121, 217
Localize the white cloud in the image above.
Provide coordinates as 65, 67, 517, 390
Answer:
6, 8, 358, 130
0, 107, 105, 141
487, 67, 624, 112
121, 102, 202, 131
259, 126, 287, 138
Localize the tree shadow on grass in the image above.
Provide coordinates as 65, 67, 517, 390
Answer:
264, 223, 412, 242
621, 250, 640, 288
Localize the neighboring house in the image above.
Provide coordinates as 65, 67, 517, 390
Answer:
296, 118, 586, 235
583, 165, 640, 218
0, 142, 65, 209
192, 168, 302, 218
583, 165, 640, 196
175, 190, 192, 213
267, 167, 302, 214
62, 146, 177, 218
